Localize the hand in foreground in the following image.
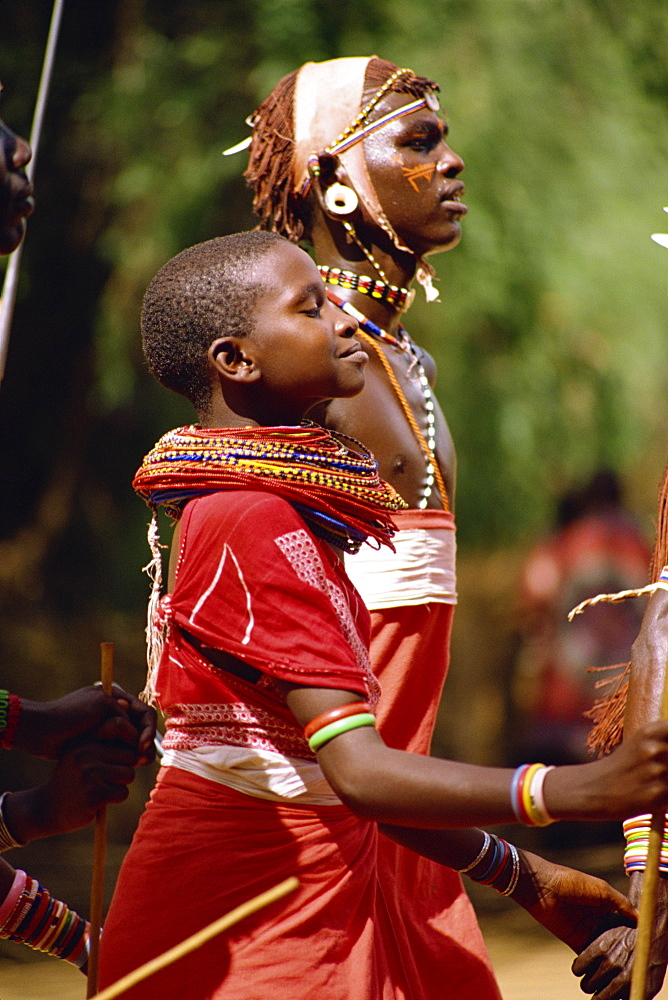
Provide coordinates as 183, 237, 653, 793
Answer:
571, 872, 668, 1000
11, 684, 156, 762
547, 721, 668, 823
3, 718, 141, 842
510, 849, 636, 954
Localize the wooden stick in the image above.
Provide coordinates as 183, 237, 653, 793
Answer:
0, 0, 65, 384
86, 642, 114, 998
87, 876, 299, 1000
629, 669, 668, 1000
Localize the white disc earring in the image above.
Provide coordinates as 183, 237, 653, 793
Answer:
324, 183, 359, 216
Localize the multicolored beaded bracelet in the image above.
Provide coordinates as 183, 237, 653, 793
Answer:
623, 814, 668, 875
510, 763, 555, 827
461, 834, 522, 897
0, 870, 89, 967
0, 690, 21, 750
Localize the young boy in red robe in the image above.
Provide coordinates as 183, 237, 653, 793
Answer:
100, 230, 668, 999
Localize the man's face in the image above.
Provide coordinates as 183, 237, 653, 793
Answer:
362, 91, 466, 259
0, 115, 34, 255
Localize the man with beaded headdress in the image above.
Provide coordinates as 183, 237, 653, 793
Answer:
242, 59, 668, 999
241, 55, 496, 998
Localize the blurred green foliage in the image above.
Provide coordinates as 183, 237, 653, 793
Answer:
0, 0, 667, 702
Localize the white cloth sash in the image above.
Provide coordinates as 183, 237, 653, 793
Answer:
162, 746, 341, 806
345, 511, 457, 610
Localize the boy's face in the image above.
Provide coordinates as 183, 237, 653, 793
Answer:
362, 91, 466, 259
0, 112, 33, 255
248, 242, 367, 418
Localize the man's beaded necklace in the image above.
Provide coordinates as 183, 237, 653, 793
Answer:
317, 265, 413, 311
326, 290, 449, 511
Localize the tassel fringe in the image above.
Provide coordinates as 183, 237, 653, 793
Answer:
140, 511, 167, 706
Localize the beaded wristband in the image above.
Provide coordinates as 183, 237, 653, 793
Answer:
464, 834, 521, 897
0, 793, 27, 852
475, 837, 509, 885
307, 713, 376, 751
525, 765, 556, 827
520, 764, 545, 823
511, 763, 554, 826
498, 844, 521, 897
623, 814, 668, 875
0, 869, 27, 925
0, 874, 90, 966
510, 764, 532, 824
0, 693, 21, 750
457, 832, 491, 874
304, 702, 371, 741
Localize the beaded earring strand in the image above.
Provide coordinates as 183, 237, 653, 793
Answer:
325, 290, 449, 511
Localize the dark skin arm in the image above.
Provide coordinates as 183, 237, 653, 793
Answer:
379, 824, 636, 953
3, 717, 141, 843
572, 589, 668, 999
10, 684, 157, 763
284, 684, 668, 829
280, 683, 668, 951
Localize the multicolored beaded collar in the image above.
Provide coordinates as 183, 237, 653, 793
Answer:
133, 422, 405, 554
317, 265, 413, 311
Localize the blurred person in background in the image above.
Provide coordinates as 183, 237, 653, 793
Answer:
512, 468, 650, 767
0, 93, 156, 973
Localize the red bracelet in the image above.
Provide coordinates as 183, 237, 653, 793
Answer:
0, 694, 21, 749
304, 702, 371, 740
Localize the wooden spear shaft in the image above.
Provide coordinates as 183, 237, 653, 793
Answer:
86, 642, 114, 998
629, 666, 668, 1000
87, 877, 299, 1000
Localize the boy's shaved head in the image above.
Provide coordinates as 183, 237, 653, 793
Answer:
141, 230, 283, 410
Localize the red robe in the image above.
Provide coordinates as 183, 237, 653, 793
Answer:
99, 492, 399, 998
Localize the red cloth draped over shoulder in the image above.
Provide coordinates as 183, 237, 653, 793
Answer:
156, 491, 378, 757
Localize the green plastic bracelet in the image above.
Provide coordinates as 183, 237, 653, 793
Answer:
308, 713, 376, 752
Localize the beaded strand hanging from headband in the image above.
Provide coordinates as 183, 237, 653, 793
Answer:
325, 290, 449, 511
324, 68, 413, 155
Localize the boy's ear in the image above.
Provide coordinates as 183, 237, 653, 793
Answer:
209, 338, 260, 382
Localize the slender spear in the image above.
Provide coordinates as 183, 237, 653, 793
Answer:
0, 0, 65, 383
631, 218, 668, 1000
86, 642, 114, 997
88, 877, 299, 1000
629, 668, 668, 1000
